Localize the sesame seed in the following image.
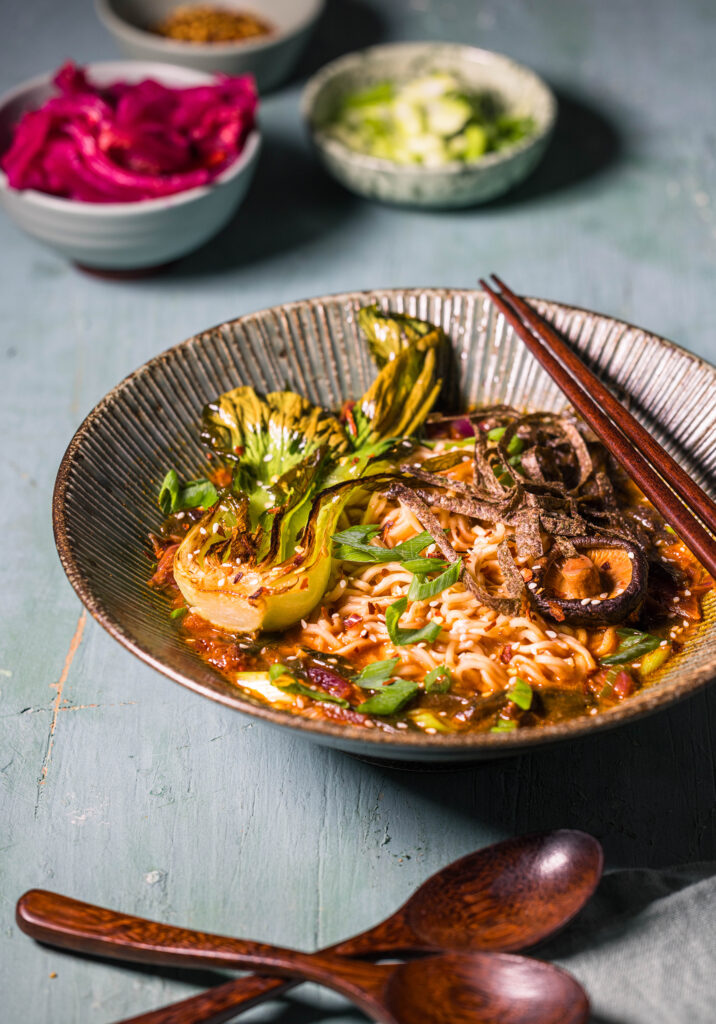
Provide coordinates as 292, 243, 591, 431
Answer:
396, 722, 408, 729
581, 598, 590, 606
683, 620, 689, 628
217, 577, 225, 587
212, 523, 220, 534
660, 641, 669, 647
684, 589, 691, 596
263, 453, 272, 462
628, 552, 635, 560
199, 527, 207, 536
300, 619, 307, 628
425, 727, 437, 735
175, 512, 185, 520
599, 592, 608, 599
591, 599, 601, 605
545, 630, 557, 638
528, 582, 537, 591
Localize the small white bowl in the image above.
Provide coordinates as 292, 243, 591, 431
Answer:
302, 43, 557, 209
95, 0, 324, 93
0, 61, 261, 271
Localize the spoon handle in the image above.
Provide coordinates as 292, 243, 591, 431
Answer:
109, 916, 409, 1024
16, 890, 388, 1001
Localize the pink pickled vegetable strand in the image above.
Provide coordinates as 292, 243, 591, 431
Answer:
1, 62, 257, 202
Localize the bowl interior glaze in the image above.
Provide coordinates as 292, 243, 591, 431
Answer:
53, 290, 716, 761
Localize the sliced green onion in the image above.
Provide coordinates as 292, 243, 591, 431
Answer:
638, 645, 671, 677
491, 718, 518, 733
408, 709, 454, 733
277, 681, 349, 707
508, 676, 532, 710
170, 606, 187, 620
269, 663, 290, 682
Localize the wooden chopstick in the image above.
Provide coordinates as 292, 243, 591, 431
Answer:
490, 274, 716, 536
479, 276, 716, 579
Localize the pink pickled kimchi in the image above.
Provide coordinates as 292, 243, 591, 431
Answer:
1, 63, 257, 202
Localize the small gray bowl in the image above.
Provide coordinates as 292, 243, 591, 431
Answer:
96, 0, 324, 93
302, 43, 557, 208
0, 62, 260, 271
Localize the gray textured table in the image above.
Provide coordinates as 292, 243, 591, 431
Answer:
2, 2, 715, 1022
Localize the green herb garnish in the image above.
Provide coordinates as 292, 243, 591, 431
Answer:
601, 628, 662, 665
408, 559, 461, 602
357, 679, 419, 715
424, 665, 452, 693
169, 606, 187, 620
333, 528, 434, 564
386, 597, 442, 646
159, 469, 218, 516
401, 557, 450, 574
352, 658, 400, 689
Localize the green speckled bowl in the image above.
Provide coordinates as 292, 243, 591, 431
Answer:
301, 43, 557, 208
53, 289, 716, 762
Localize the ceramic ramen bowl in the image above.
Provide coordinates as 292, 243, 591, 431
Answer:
53, 289, 716, 762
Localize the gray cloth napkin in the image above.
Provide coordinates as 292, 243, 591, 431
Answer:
538, 864, 716, 1024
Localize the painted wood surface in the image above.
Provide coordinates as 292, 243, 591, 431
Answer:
1, 1, 715, 1021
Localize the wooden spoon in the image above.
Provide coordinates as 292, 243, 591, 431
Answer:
15, 889, 589, 1024
17, 831, 600, 1024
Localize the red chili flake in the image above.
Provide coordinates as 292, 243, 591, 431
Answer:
232, 572, 243, 583
344, 614, 363, 628
206, 451, 213, 460
342, 401, 358, 437
149, 543, 179, 587
520, 568, 534, 582
500, 644, 513, 663
248, 587, 264, 600
547, 601, 566, 621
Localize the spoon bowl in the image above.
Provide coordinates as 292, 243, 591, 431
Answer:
398, 829, 603, 953
385, 953, 589, 1024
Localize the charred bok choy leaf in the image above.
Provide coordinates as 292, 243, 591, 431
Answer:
166, 307, 444, 632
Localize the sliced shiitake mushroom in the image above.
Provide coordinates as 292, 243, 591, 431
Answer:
528, 535, 648, 626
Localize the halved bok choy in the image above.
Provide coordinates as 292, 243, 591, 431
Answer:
166, 306, 445, 632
